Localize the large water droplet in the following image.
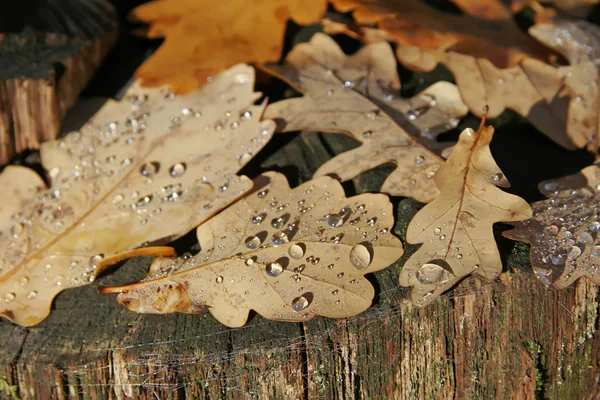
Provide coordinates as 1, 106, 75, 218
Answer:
245, 236, 261, 249
216, 276, 224, 283
590, 245, 600, 257
544, 225, 559, 236
252, 214, 263, 225
271, 217, 285, 229
90, 254, 104, 267
140, 161, 160, 177
291, 294, 311, 311
416, 263, 449, 284
326, 214, 344, 228
589, 221, 600, 232
288, 244, 305, 260
567, 246, 582, 259
266, 261, 283, 277
578, 232, 594, 245
492, 173, 503, 182
271, 231, 289, 245
349, 244, 371, 269
4, 293, 15, 302
170, 163, 187, 178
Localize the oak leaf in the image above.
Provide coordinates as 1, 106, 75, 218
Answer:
131, 0, 327, 93
399, 113, 532, 307
330, 0, 598, 150
504, 163, 600, 289
262, 33, 468, 203
99, 172, 404, 327
0, 65, 275, 326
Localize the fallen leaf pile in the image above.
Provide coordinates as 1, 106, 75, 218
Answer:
131, 0, 327, 92
263, 33, 468, 203
399, 111, 532, 306
0, 64, 274, 326
99, 172, 404, 327
328, 0, 600, 151
504, 163, 600, 289
2, 0, 599, 329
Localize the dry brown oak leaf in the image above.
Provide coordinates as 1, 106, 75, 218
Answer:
399, 113, 532, 307
504, 163, 600, 289
262, 33, 468, 203
0, 64, 275, 326
99, 172, 404, 327
528, 21, 600, 152
330, 0, 593, 150
131, 0, 327, 93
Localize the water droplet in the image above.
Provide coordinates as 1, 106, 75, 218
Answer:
336, 272, 344, 278
216, 276, 224, 283
578, 232, 594, 245
137, 194, 154, 207
492, 173, 503, 182
362, 130, 372, 139
271, 231, 289, 245
112, 194, 124, 204
415, 156, 424, 165
590, 246, 600, 257
252, 215, 263, 225
140, 161, 160, 177
567, 246, 582, 259
416, 263, 449, 284
349, 244, 371, 269
257, 191, 267, 198
332, 289, 339, 295
367, 218, 376, 227
327, 264, 334, 270
271, 217, 285, 229
266, 261, 283, 277
326, 89, 334, 96
219, 185, 228, 192
439, 235, 446, 240
19, 277, 29, 286
238, 153, 252, 166
589, 221, 600, 232
544, 225, 559, 236
170, 163, 187, 178
326, 214, 344, 228
245, 258, 254, 266
434, 227, 441, 235
89, 254, 104, 267
4, 293, 15, 302
27, 291, 37, 299
291, 295, 310, 311
49, 167, 60, 178
288, 244, 305, 259
245, 236, 261, 249
54, 275, 65, 286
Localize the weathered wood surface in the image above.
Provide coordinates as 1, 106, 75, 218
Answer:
0, 125, 598, 399
0, 0, 117, 165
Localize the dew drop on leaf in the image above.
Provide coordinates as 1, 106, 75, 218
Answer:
271, 231, 289, 245
567, 246, 582, 259
415, 263, 448, 284
19, 277, 29, 286
266, 261, 283, 277
216, 276, 224, 283
245, 236, 261, 249
4, 293, 15, 302
112, 194, 124, 204
326, 214, 343, 227
288, 244, 305, 259
271, 217, 284, 229
434, 227, 441, 235
140, 161, 160, 177
492, 173, 503, 182
238, 153, 252, 165
578, 232, 594, 245
291, 294, 310, 311
89, 254, 104, 267
170, 163, 187, 177
590, 246, 600, 257
349, 244, 371, 270
27, 291, 37, 300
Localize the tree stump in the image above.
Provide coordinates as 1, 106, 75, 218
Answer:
0, 124, 597, 399
0, 0, 117, 165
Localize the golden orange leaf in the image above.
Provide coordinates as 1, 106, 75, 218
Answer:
0, 65, 275, 326
100, 172, 404, 327
399, 113, 532, 306
131, 0, 327, 92
262, 33, 468, 203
